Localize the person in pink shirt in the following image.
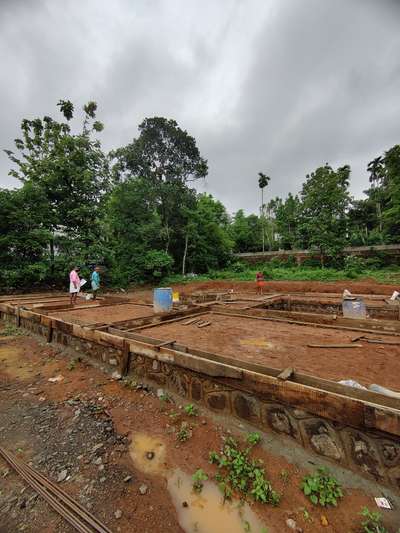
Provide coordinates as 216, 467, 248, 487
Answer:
69, 266, 81, 305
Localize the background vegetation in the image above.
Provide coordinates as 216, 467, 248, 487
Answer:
1, 100, 400, 291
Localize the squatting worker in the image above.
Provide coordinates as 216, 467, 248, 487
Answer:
255, 270, 266, 295
91, 266, 101, 300
69, 266, 80, 305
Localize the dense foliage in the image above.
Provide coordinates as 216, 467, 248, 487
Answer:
1, 99, 400, 290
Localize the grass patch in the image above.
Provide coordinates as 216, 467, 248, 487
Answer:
163, 265, 400, 285
0, 323, 23, 337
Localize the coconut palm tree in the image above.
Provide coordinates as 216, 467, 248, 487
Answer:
258, 172, 270, 252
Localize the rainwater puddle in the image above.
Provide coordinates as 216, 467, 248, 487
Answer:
168, 468, 270, 533
129, 432, 166, 475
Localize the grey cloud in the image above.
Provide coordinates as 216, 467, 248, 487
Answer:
0, 0, 399, 214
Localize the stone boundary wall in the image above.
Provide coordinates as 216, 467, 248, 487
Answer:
236, 244, 400, 265
2, 309, 400, 492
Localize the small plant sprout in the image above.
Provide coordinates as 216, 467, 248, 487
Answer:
177, 421, 192, 442
279, 469, 290, 484
159, 392, 171, 403
192, 469, 208, 493
246, 432, 261, 446
184, 403, 198, 416
360, 507, 388, 533
301, 467, 343, 507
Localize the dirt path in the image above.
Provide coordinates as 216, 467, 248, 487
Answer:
0, 329, 398, 532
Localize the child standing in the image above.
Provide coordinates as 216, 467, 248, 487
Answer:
255, 271, 266, 295
91, 266, 101, 299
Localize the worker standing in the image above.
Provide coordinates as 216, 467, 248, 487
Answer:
255, 270, 266, 295
91, 266, 101, 300
69, 266, 81, 305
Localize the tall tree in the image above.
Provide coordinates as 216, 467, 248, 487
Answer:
258, 172, 270, 252
4, 100, 110, 273
112, 117, 208, 258
300, 164, 351, 266
269, 193, 302, 249
229, 210, 263, 253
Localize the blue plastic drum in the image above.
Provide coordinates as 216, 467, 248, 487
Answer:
153, 287, 173, 313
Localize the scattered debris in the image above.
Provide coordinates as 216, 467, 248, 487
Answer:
48, 374, 64, 383
57, 469, 68, 482
139, 484, 148, 495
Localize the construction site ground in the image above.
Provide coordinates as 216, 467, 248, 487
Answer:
1, 279, 400, 532
1, 327, 397, 533
136, 312, 400, 389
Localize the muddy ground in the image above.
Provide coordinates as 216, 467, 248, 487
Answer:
1, 324, 399, 532
135, 312, 400, 389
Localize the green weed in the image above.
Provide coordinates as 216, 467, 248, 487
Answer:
176, 421, 192, 442
1, 323, 23, 337
279, 469, 290, 484
246, 432, 261, 446
192, 468, 208, 493
184, 403, 198, 416
209, 436, 280, 506
360, 507, 388, 533
301, 467, 343, 507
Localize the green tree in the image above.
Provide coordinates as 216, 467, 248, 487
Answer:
381, 145, 400, 240
4, 100, 110, 275
112, 117, 208, 258
269, 193, 302, 250
183, 194, 233, 273
299, 164, 351, 266
105, 177, 172, 286
229, 210, 263, 253
0, 185, 51, 289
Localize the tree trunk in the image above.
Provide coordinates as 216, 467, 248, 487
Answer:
164, 224, 170, 253
182, 232, 189, 275
49, 235, 55, 276
261, 188, 265, 252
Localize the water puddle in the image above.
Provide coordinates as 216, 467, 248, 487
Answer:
168, 469, 270, 533
129, 432, 166, 475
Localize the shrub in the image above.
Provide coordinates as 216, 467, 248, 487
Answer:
230, 261, 246, 273
143, 250, 174, 280
301, 467, 343, 507
344, 255, 366, 274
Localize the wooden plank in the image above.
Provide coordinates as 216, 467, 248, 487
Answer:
127, 312, 207, 332
197, 321, 211, 328
228, 306, 400, 333
307, 343, 363, 348
211, 310, 400, 337
365, 339, 400, 345
107, 328, 400, 411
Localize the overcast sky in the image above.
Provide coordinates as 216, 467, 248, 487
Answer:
1, 0, 400, 214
